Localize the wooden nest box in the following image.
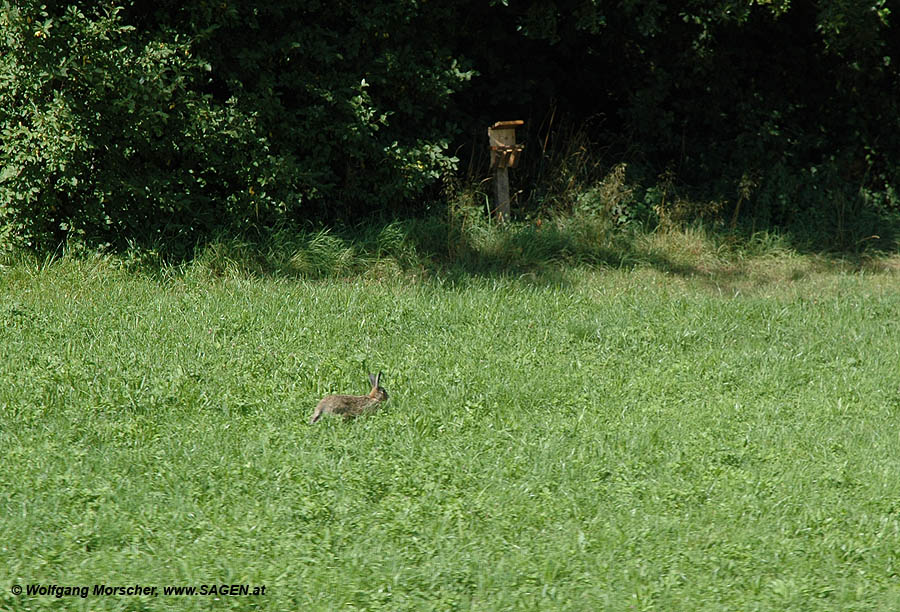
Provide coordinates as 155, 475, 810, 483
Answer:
488, 120, 525, 169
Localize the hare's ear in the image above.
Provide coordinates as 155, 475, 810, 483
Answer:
372, 371, 382, 388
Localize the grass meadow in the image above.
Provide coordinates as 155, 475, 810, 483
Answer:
2, 224, 900, 611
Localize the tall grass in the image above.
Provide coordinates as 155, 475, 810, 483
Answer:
3, 132, 900, 609
2, 246, 900, 610
112, 208, 896, 301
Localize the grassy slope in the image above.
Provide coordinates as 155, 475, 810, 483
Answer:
1, 235, 900, 611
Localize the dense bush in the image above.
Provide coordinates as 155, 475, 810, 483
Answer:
469, 0, 900, 242
0, 1, 470, 251
1, 0, 898, 253
0, 3, 271, 251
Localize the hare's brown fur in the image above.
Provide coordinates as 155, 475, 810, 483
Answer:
310, 372, 388, 424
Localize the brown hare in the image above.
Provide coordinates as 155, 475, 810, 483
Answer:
310, 372, 388, 424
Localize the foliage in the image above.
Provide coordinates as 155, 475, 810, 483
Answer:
1, 0, 899, 252
0, 2, 274, 251
0, 1, 471, 251
472, 0, 900, 237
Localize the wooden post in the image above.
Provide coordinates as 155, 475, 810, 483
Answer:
488, 120, 524, 224
494, 166, 511, 224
